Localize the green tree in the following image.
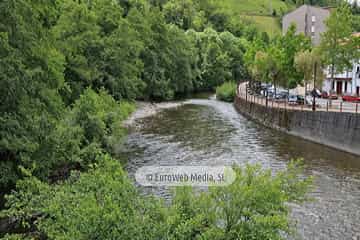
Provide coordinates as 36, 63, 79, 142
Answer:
191, 28, 233, 91
261, 46, 286, 96
53, 0, 103, 103
243, 37, 268, 88
100, 18, 144, 100
250, 51, 270, 84
0, 0, 66, 190
1, 159, 312, 239
163, 0, 201, 30
320, 3, 358, 93
219, 31, 248, 82
280, 24, 311, 89
295, 49, 325, 98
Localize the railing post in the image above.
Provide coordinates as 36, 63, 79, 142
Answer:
245, 84, 248, 102
340, 102, 343, 113
356, 103, 358, 114
326, 101, 329, 112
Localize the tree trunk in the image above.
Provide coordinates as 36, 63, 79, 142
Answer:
273, 79, 277, 100
304, 80, 307, 103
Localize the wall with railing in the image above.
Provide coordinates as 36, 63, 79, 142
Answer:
234, 86, 360, 156
237, 83, 360, 114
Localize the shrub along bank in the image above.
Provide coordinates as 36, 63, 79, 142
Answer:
216, 82, 237, 102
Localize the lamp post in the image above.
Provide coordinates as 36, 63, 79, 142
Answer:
312, 61, 317, 112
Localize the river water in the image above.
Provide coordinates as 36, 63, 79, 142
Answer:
122, 96, 360, 240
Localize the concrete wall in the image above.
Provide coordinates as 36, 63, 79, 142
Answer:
234, 96, 360, 156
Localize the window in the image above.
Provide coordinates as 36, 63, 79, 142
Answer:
312, 15, 316, 22
311, 26, 315, 33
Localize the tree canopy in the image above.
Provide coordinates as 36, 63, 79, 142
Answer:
320, 3, 359, 82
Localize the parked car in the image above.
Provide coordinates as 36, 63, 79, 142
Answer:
288, 95, 305, 105
342, 95, 360, 102
296, 95, 305, 105
329, 92, 338, 100
321, 91, 329, 99
311, 89, 322, 98
275, 91, 288, 100
266, 91, 274, 99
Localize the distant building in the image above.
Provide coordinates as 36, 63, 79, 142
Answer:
282, 5, 330, 45
323, 61, 360, 96
322, 32, 360, 95
283, 6, 360, 96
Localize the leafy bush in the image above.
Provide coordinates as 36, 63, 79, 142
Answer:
0, 88, 134, 189
1, 158, 312, 240
216, 82, 237, 102
71, 88, 135, 152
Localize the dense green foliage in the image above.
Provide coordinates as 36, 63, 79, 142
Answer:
1, 158, 312, 239
216, 82, 237, 102
0, 0, 263, 194
244, 24, 311, 91
294, 49, 325, 94
0, 0, 331, 238
320, 3, 360, 82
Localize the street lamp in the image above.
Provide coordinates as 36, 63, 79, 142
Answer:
312, 61, 317, 112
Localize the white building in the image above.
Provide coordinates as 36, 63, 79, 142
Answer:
322, 32, 360, 96
322, 61, 360, 95
282, 6, 360, 96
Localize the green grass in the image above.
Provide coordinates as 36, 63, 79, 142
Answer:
216, 0, 295, 37
242, 15, 282, 37
216, 82, 237, 102
219, 0, 294, 16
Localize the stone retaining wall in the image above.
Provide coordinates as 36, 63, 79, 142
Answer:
234, 96, 360, 156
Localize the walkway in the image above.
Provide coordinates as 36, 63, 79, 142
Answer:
237, 82, 360, 114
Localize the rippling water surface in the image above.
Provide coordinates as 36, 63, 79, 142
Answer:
122, 96, 360, 240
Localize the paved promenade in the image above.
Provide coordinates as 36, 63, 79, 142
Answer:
237, 82, 360, 114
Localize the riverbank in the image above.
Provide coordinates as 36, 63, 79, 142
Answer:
234, 94, 360, 156
123, 101, 184, 128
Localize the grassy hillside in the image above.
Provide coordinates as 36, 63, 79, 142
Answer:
216, 0, 296, 37
242, 15, 282, 37
220, 0, 293, 16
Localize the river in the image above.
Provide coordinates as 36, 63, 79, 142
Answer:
122, 95, 360, 240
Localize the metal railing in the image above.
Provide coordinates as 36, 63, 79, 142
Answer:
237, 83, 360, 114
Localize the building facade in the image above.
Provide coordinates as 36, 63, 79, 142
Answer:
283, 6, 360, 96
323, 62, 360, 95
282, 5, 330, 45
